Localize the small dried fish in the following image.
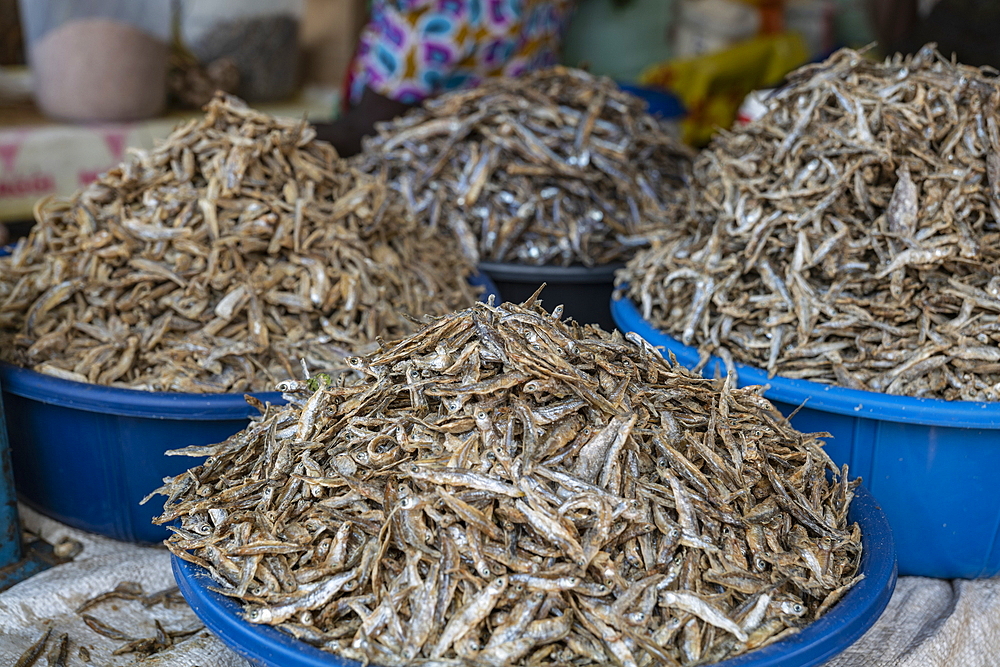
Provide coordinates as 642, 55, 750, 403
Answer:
357, 67, 693, 267
75, 581, 145, 613
153, 296, 862, 666
620, 45, 1000, 401
0, 94, 480, 392
45, 633, 69, 667
14, 628, 52, 667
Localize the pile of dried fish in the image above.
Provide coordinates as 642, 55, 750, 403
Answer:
0, 94, 479, 393
356, 67, 694, 267
619, 45, 1000, 401
152, 295, 863, 667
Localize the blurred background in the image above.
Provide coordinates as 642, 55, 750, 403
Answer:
0, 0, 985, 237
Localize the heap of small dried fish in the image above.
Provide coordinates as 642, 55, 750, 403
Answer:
0, 95, 479, 393
152, 295, 862, 667
619, 45, 1000, 401
356, 67, 694, 267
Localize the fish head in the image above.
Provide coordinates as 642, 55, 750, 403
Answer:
245, 607, 273, 624
625, 611, 647, 625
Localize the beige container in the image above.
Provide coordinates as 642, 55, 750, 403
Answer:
30, 18, 167, 122
19, 1, 171, 123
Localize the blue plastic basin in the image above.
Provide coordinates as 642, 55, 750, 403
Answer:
0, 273, 499, 543
173, 482, 894, 667
171, 486, 896, 667
618, 83, 687, 120
612, 294, 1000, 579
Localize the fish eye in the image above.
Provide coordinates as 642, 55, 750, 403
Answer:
515, 583, 524, 592
409, 464, 420, 472
348, 357, 362, 366
567, 577, 580, 586
300, 611, 313, 624
355, 452, 369, 462
409, 370, 420, 378
344, 580, 359, 591
524, 382, 539, 391
670, 529, 680, 538
793, 604, 803, 614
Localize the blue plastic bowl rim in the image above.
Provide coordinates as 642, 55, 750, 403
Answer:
612, 294, 1000, 429
478, 260, 623, 284
0, 272, 499, 420
172, 483, 896, 667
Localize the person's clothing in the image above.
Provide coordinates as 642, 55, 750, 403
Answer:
346, 0, 575, 108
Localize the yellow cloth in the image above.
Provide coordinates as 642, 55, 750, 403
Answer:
640, 33, 809, 146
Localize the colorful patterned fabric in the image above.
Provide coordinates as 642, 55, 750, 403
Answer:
347, 0, 575, 107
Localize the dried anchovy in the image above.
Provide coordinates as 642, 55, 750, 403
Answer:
14, 628, 52, 667
153, 296, 862, 667
76, 581, 203, 659
620, 45, 1000, 401
356, 66, 694, 267
0, 94, 479, 393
